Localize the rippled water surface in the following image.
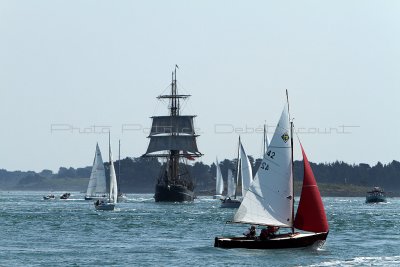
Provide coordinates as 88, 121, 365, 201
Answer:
0, 192, 399, 266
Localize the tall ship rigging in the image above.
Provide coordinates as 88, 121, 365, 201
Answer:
143, 67, 202, 202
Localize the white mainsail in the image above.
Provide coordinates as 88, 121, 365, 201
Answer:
226, 169, 236, 198
86, 143, 107, 197
239, 141, 253, 197
215, 159, 224, 195
109, 143, 118, 204
233, 103, 293, 227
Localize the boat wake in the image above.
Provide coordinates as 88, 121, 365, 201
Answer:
311, 240, 326, 250
299, 256, 400, 267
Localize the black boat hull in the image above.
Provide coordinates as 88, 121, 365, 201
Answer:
220, 198, 241, 208
366, 196, 386, 203
154, 184, 194, 202
214, 232, 328, 249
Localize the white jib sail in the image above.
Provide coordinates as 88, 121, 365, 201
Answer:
265, 134, 270, 155
239, 141, 253, 197
109, 148, 118, 204
226, 169, 236, 198
109, 160, 118, 204
233, 103, 293, 227
215, 159, 224, 195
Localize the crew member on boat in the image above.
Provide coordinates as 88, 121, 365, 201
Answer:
260, 226, 280, 240
243, 225, 257, 239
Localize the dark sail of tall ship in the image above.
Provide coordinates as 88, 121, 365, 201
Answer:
143, 67, 202, 202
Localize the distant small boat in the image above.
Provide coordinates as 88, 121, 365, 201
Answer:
220, 169, 240, 208
220, 197, 241, 208
94, 199, 115, 211
43, 194, 55, 200
60, 193, 71, 200
366, 187, 386, 203
220, 137, 253, 208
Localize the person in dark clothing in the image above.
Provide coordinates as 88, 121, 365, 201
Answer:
260, 226, 279, 240
244, 225, 257, 239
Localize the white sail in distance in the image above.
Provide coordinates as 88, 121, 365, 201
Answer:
233, 103, 293, 227
226, 169, 236, 198
239, 141, 253, 197
215, 158, 224, 195
86, 143, 106, 196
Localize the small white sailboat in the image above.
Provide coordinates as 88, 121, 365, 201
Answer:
95, 135, 118, 211
213, 158, 224, 199
221, 137, 253, 208
85, 143, 107, 200
215, 93, 329, 249
220, 169, 240, 208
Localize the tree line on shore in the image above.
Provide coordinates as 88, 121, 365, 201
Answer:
1, 157, 399, 194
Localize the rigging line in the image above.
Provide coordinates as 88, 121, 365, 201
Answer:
175, 80, 195, 115
293, 124, 303, 145
152, 82, 173, 116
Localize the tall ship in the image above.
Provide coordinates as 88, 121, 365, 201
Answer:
143, 67, 202, 202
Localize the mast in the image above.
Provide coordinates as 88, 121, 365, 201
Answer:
170, 67, 178, 183
108, 131, 111, 202
263, 123, 266, 156
118, 139, 121, 194
235, 136, 241, 199
286, 89, 295, 234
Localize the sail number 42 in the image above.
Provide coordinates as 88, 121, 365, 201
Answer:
260, 150, 275, 171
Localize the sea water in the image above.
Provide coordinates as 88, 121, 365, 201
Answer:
0, 192, 399, 266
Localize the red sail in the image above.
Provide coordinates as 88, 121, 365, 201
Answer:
294, 144, 329, 233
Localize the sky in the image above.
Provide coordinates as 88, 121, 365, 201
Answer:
1, 0, 400, 172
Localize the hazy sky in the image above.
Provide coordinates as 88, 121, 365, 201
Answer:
1, 0, 400, 172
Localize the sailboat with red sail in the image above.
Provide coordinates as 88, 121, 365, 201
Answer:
214, 93, 329, 249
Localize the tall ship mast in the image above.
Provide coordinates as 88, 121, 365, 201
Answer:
143, 67, 202, 202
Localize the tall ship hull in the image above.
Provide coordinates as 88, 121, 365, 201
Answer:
154, 184, 194, 202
